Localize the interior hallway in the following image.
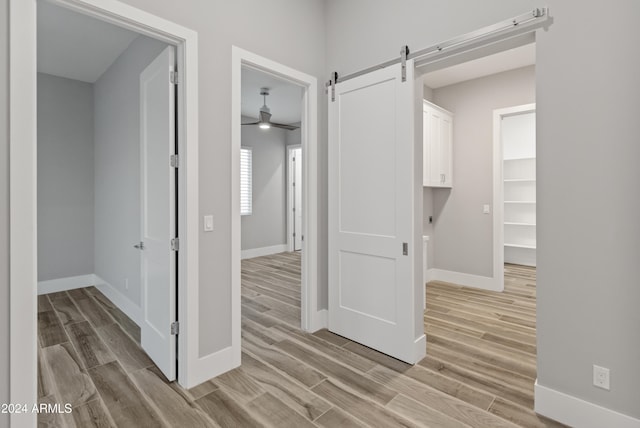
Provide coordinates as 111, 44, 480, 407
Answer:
38, 253, 564, 427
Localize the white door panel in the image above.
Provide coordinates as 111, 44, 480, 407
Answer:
328, 61, 418, 364
140, 45, 176, 381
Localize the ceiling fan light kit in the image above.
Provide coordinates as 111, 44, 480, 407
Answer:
242, 87, 299, 131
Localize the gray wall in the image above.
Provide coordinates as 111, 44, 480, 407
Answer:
105, 0, 328, 356
38, 73, 95, 281
536, 0, 640, 418
240, 117, 288, 251
326, 0, 640, 420
431, 66, 535, 276
94, 35, 167, 306
0, 0, 9, 422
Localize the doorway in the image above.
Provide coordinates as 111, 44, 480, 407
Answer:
36, 0, 178, 381
231, 48, 320, 372
9, 0, 200, 418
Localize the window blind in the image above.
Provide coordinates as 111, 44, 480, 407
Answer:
240, 147, 252, 215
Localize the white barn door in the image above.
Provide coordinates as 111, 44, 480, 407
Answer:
139, 46, 177, 380
328, 61, 420, 363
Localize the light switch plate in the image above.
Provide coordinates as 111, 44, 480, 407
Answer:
483, 204, 491, 214
204, 215, 214, 232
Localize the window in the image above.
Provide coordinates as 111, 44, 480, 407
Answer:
240, 147, 252, 215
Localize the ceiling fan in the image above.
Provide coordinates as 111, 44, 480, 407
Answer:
242, 88, 299, 131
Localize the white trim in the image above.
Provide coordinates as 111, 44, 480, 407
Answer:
286, 144, 302, 253
232, 48, 321, 382
10, 4, 203, 417
428, 268, 503, 292
414, 334, 427, 362
535, 381, 640, 428
94, 275, 143, 326
241, 244, 289, 260
37, 274, 97, 295
9, 2, 38, 426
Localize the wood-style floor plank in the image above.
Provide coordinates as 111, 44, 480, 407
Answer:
88, 361, 166, 428
247, 392, 316, 428
92, 293, 141, 343
38, 253, 562, 427
96, 323, 153, 373
42, 342, 98, 407
311, 379, 418, 428
50, 294, 86, 326
314, 407, 367, 428
72, 296, 116, 329
38, 310, 68, 348
71, 398, 117, 428
131, 366, 216, 428
240, 352, 331, 421
196, 389, 264, 428
66, 321, 116, 370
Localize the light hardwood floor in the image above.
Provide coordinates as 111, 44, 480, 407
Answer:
38, 253, 565, 427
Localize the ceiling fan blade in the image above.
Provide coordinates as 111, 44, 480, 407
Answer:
241, 122, 260, 126
271, 122, 300, 131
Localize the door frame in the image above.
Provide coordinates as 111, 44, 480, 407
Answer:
493, 103, 537, 274
9, 0, 200, 422
231, 47, 321, 344
286, 144, 302, 252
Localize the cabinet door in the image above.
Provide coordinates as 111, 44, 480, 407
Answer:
423, 101, 453, 188
439, 112, 452, 187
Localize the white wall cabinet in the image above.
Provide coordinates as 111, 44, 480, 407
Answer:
423, 100, 453, 188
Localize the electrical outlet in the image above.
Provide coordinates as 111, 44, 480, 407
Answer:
593, 365, 610, 390
124, 278, 129, 290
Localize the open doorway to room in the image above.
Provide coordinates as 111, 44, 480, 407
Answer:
419, 40, 545, 423
239, 68, 305, 330
33, 2, 204, 424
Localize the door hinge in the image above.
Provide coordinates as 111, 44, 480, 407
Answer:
171, 237, 180, 251
171, 321, 179, 335
170, 70, 178, 85
402, 242, 408, 256
170, 154, 179, 168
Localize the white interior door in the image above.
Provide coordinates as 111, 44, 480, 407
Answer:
139, 46, 177, 380
328, 62, 418, 363
293, 147, 302, 251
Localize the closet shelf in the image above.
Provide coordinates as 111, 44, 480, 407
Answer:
505, 243, 537, 249
504, 157, 535, 161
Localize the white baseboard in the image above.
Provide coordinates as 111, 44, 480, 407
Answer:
428, 268, 503, 291
535, 380, 640, 428
413, 334, 426, 362
241, 244, 288, 260
93, 275, 142, 326
38, 274, 97, 295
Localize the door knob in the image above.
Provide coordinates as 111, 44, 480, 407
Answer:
134, 241, 145, 250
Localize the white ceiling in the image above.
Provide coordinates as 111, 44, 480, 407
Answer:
37, 2, 139, 83
242, 67, 302, 124
422, 43, 535, 89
